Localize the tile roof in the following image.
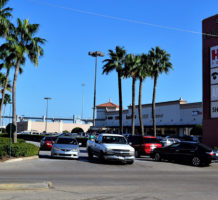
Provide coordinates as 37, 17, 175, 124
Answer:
96, 102, 119, 108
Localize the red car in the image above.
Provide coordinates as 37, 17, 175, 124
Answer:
40, 136, 57, 150
127, 135, 162, 157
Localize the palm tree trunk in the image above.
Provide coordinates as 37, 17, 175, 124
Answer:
0, 68, 10, 127
118, 71, 123, 134
138, 77, 144, 136
131, 77, 136, 136
12, 60, 20, 143
2, 103, 6, 128
152, 74, 158, 137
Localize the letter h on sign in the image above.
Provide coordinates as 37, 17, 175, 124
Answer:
212, 49, 218, 60
213, 107, 218, 113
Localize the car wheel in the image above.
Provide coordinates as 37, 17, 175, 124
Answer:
88, 148, 93, 160
99, 151, 105, 162
192, 156, 201, 167
154, 153, 161, 161
135, 150, 140, 158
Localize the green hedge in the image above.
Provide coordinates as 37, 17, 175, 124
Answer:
17, 134, 45, 142
0, 137, 39, 159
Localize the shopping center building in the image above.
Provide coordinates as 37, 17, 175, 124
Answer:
95, 98, 202, 136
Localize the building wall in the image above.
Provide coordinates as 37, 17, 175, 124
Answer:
17, 121, 90, 133
180, 103, 202, 125
95, 100, 202, 129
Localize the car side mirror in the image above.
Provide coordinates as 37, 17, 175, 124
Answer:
129, 142, 132, 145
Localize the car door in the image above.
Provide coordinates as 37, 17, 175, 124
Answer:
93, 135, 102, 154
177, 143, 197, 161
163, 143, 181, 160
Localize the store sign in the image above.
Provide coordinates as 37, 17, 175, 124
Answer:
211, 68, 218, 84
210, 45, 218, 118
211, 45, 218, 68
211, 102, 218, 118
211, 85, 218, 101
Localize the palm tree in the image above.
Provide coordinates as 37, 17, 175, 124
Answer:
3, 18, 46, 143
123, 54, 140, 136
103, 46, 126, 134
149, 46, 173, 136
0, 47, 15, 126
0, 0, 13, 37
0, 93, 11, 127
137, 53, 151, 136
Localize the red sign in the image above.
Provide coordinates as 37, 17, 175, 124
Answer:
211, 46, 218, 68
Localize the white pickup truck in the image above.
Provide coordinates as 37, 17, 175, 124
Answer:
87, 133, 135, 164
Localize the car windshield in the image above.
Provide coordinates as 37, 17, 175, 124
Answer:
102, 136, 127, 144
56, 138, 77, 145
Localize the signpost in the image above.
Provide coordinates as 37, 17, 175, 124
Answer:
202, 14, 218, 147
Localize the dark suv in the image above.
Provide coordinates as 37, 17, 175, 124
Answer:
127, 135, 162, 157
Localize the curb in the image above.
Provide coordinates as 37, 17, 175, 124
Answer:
0, 182, 53, 190
3, 156, 38, 163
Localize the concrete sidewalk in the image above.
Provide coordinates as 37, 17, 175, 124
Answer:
3, 155, 39, 163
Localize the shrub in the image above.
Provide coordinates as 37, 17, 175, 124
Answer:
6, 123, 16, 137
71, 127, 84, 133
63, 130, 69, 133
0, 137, 39, 159
17, 134, 45, 142
190, 124, 202, 136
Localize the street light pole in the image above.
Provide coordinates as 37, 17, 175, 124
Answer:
44, 97, 51, 133
88, 51, 104, 126
81, 83, 85, 119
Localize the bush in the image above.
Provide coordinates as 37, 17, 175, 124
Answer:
71, 127, 84, 133
0, 137, 25, 144
6, 123, 16, 136
18, 134, 45, 142
63, 130, 69, 133
0, 137, 39, 159
190, 124, 202, 136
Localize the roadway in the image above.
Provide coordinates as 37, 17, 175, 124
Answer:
0, 148, 218, 200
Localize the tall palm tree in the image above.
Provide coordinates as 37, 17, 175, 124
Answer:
103, 46, 126, 134
3, 18, 46, 143
0, 93, 11, 127
0, 47, 15, 126
123, 54, 140, 136
149, 46, 173, 136
0, 0, 13, 37
137, 53, 151, 136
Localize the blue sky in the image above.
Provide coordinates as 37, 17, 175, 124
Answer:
2, 0, 218, 120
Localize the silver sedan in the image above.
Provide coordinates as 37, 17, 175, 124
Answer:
51, 136, 80, 159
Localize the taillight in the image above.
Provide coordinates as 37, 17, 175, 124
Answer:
46, 141, 52, 145
206, 151, 214, 156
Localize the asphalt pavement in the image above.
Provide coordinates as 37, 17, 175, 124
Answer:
0, 147, 218, 200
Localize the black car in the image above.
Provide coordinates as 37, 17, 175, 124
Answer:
150, 141, 215, 166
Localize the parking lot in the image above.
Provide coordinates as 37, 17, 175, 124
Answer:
0, 147, 218, 200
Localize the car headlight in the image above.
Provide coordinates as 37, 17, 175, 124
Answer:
130, 151, 135, 156
53, 147, 60, 151
105, 149, 114, 154
72, 148, 79, 152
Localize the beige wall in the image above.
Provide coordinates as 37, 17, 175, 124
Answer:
17, 120, 90, 133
